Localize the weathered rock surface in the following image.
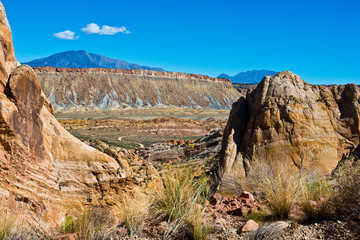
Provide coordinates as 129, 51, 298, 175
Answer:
87, 140, 161, 190
34, 67, 241, 112
0, 2, 160, 229
219, 71, 360, 188
1, 65, 131, 227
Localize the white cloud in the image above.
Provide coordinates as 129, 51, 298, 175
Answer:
53, 30, 79, 40
81, 23, 130, 35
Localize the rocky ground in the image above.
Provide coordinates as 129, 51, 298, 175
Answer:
50, 189, 360, 240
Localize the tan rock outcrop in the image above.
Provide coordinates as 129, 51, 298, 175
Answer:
0, 65, 130, 226
0, 1, 160, 229
0, 2, 19, 87
219, 71, 360, 188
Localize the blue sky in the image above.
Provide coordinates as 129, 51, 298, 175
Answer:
3, 0, 360, 84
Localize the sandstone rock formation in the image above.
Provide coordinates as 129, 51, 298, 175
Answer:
34, 67, 241, 112
0, 2, 19, 86
219, 71, 360, 188
0, 2, 160, 229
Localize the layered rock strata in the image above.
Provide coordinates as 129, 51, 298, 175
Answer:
219, 71, 360, 188
34, 67, 241, 112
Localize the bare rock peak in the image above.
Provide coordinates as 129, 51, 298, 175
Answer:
23, 50, 166, 71
219, 71, 360, 191
0, 1, 19, 85
0, 1, 10, 28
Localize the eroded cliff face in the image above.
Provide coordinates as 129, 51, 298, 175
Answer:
34, 67, 241, 112
219, 71, 360, 188
0, 2, 160, 229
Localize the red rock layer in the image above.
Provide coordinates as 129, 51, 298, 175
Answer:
34, 66, 231, 84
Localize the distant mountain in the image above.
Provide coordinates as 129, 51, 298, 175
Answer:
23, 50, 165, 71
218, 70, 278, 83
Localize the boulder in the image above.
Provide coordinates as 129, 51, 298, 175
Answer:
240, 191, 255, 203
219, 71, 360, 190
241, 220, 259, 232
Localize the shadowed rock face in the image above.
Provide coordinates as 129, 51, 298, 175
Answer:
34, 67, 241, 112
0, 2, 161, 228
5, 66, 45, 157
219, 71, 360, 188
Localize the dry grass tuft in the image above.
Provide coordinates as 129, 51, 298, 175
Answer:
151, 167, 211, 239
187, 207, 212, 240
246, 161, 309, 219
59, 206, 115, 240
118, 189, 151, 235
299, 178, 332, 222
330, 157, 360, 220
0, 200, 47, 240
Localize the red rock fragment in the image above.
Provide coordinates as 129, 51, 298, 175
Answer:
210, 193, 223, 205
240, 191, 255, 203
241, 220, 259, 232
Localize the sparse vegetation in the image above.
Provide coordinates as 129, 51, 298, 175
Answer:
118, 190, 151, 235
244, 209, 267, 223
330, 156, 360, 220
58, 206, 115, 240
60, 215, 75, 234
187, 207, 212, 240
0, 201, 46, 240
245, 152, 360, 224
151, 167, 212, 239
246, 160, 309, 219
300, 178, 332, 222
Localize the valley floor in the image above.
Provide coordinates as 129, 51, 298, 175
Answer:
57, 109, 228, 149
55, 108, 231, 121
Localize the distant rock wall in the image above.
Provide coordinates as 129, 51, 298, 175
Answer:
34, 67, 241, 112
219, 71, 360, 188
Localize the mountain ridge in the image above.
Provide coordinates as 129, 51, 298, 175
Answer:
218, 69, 278, 83
23, 50, 165, 71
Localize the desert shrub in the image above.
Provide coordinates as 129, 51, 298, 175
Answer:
299, 178, 332, 222
246, 161, 308, 219
59, 206, 115, 240
330, 157, 360, 220
60, 215, 75, 234
151, 167, 211, 239
0, 207, 28, 240
118, 190, 151, 235
0, 201, 45, 240
186, 207, 212, 240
